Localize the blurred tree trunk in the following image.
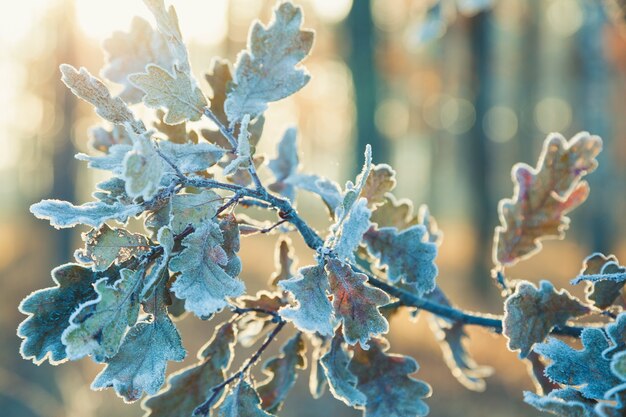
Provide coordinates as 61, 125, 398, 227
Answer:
347, 0, 388, 170
466, 11, 494, 290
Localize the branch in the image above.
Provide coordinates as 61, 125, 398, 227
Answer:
193, 319, 286, 416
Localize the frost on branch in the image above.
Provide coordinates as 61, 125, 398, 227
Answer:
257, 333, 307, 413
571, 253, 626, 309
18, 264, 101, 364
349, 338, 431, 417
503, 280, 589, 358
325, 259, 389, 348
142, 322, 237, 417
225, 2, 314, 124
493, 132, 602, 267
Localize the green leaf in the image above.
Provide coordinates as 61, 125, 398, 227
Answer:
212, 380, 273, 417
146, 189, 223, 234
92, 288, 185, 402
18, 264, 100, 364
157, 141, 226, 173
75, 224, 150, 271
325, 259, 389, 348
535, 328, 619, 399
494, 132, 602, 267
320, 333, 366, 407
62, 268, 143, 362
349, 338, 431, 417
278, 265, 335, 336
571, 253, 626, 309
257, 333, 307, 413
102, 16, 173, 103
30, 199, 141, 229
142, 322, 237, 417
223, 115, 252, 176
122, 131, 165, 201
169, 220, 244, 318
130, 64, 207, 124
363, 225, 438, 295
60, 64, 136, 126
503, 280, 590, 358
225, 2, 313, 124
524, 389, 595, 417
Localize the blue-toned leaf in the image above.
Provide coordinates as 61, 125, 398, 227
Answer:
320, 333, 366, 407
212, 380, 272, 417
268, 127, 299, 202
571, 253, 626, 309
524, 388, 595, 417
30, 199, 141, 229
75, 144, 132, 173
75, 224, 150, 271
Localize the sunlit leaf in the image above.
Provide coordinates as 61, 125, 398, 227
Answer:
157, 140, 226, 174
30, 199, 141, 230
169, 220, 244, 318
360, 164, 397, 208
331, 198, 371, 262
141, 226, 174, 300
142, 322, 237, 416
62, 268, 143, 362
257, 333, 307, 413
494, 132, 602, 267
223, 115, 252, 176
213, 380, 272, 417
320, 332, 366, 407
18, 264, 100, 364
364, 224, 438, 295
524, 388, 595, 417
122, 131, 164, 201
75, 224, 150, 271
349, 338, 431, 417
325, 259, 389, 348
269, 236, 297, 286
268, 127, 299, 202
154, 109, 198, 144
76, 144, 132, 174
279, 265, 335, 336
225, 2, 313, 124
88, 124, 132, 153
204, 58, 232, 126
370, 194, 418, 230
571, 253, 626, 309
146, 189, 223, 234
92, 287, 185, 402
535, 328, 619, 399
142, 0, 191, 73
286, 174, 343, 214
503, 280, 590, 358
130, 64, 207, 124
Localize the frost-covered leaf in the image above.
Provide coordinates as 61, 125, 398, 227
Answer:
503, 280, 590, 358
60, 64, 136, 126
337, 145, 372, 220
18, 264, 100, 364
223, 115, 252, 176
257, 333, 306, 413
269, 236, 297, 286
75, 224, 149, 271
102, 17, 173, 103
325, 259, 389, 348
535, 328, 620, 399
88, 124, 132, 153
92, 287, 185, 402
141, 226, 174, 299
418, 205, 442, 244
170, 220, 244, 318
309, 336, 328, 399
146, 189, 222, 234
142, 322, 237, 417
524, 389, 595, 417
279, 265, 335, 336
225, 2, 313, 124
320, 333, 366, 407
62, 268, 143, 362
364, 224, 438, 296
213, 380, 272, 417
122, 131, 164, 201
30, 199, 141, 229
130, 64, 207, 124
603, 313, 626, 358
571, 253, 626, 309
142, 0, 190, 72
349, 338, 431, 417
494, 132, 602, 267
370, 194, 418, 230
235, 291, 287, 347
360, 164, 396, 208
93, 177, 132, 205
285, 173, 343, 213
76, 144, 132, 174
157, 141, 226, 173
331, 198, 371, 262
268, 127, 299, 201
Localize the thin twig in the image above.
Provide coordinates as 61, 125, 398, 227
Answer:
193, 320, 286, 416
259, 218, 288, 234
203, 108, 238, 149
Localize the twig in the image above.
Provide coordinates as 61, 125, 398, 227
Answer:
154, 145, 187, 182
259, 218, 288, 234
203, 108, 238, 149
193, 319, 286, 416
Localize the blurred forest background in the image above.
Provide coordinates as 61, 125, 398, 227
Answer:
1, 0, 626, 416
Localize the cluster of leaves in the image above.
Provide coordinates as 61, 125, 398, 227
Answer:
17, 1, 626, 416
